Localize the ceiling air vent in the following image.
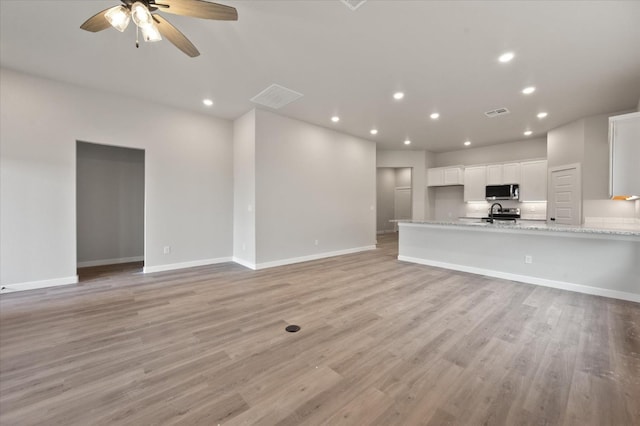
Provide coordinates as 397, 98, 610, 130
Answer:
484, 108, 511, 118
340, 0, 367, 11
250, 84, 304, 109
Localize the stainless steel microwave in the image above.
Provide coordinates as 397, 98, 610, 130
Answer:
486, 184, 519, 200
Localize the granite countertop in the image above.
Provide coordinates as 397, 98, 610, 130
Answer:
396, 219, 640, 237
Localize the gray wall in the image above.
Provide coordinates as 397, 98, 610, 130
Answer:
547, 119, 584, 169
435, 138, 546, 167
76, 142, 144, 266
255, 109, 376, 266
0, 68, 233, 286
395, 168, 412, 187
376, 168, 396, 233
232, 109, 256, 266
583, 113, 611, 200
433, 186, 466, 220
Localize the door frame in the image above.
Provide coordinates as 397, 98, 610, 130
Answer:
547, 163, 581, 225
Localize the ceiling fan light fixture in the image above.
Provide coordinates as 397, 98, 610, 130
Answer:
141, 22, 162, 42
105, 5, 131, 32
131, 2, 153, 27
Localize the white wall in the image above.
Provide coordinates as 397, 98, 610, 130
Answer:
232, 109, 256, 266
377, 150, 432, 220
254, 109, 376, 266
0, 68, 233, 287
435, 138, 546, 167
76, 142, 144, 266
376, 168, 396, 233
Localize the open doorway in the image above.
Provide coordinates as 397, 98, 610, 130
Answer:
377, 167, 412, 233
76, 141, 145, 281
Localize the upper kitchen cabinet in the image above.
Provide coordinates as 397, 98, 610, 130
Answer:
503, 163, 521, 184
427, 166, 464, 186
486, 163, 521, 185
609, 112, 640, 200
520, 160, 547, 202
464, 166, 487, 202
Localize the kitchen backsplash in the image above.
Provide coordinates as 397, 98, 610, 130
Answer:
463, 200, 547, 220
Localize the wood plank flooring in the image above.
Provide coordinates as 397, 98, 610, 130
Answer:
1, 234, 639, 425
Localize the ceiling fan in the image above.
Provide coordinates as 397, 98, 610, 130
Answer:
80, 0, 238, 57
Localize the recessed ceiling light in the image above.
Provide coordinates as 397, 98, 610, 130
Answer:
430, 113, 440, 120
524, 130, 533, 136
393, 92, 405, 100
537, 112, 548, 119
202, 99, 213, 106
331, 116, 340, 123
404, 139, 411, 145
370, 129, 378, 135
464, 141, 471, 146
498, 52, 515, 63
522, 86, 536, 95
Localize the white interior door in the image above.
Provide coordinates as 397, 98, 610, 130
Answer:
548, 164, 581, 225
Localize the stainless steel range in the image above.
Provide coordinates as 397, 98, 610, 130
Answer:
482, 205, 520, 223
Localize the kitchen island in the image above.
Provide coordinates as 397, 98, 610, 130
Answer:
397, 220, 640, 303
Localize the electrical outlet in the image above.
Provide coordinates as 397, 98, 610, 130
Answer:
163, 246, 171, 255
525, 255, 533, 264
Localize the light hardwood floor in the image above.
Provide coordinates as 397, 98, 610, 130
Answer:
1, 234, 638, 425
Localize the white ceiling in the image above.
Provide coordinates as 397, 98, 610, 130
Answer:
1, 0, 639, 152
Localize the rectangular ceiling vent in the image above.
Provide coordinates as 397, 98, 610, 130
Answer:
340, 0, 367, 11
250, 84, 304, 109
484, 108, 511, 118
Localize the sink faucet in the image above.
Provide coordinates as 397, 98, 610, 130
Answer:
488, 202, 503, 223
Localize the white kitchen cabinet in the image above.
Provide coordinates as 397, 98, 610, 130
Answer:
520, 160, 547, 201
486, 163, 521, 185
486, 165, 503, 185
502, 163, 521, 184
427, 166, 464, 186
609, 112, 640, 199
463, 166, 487, 201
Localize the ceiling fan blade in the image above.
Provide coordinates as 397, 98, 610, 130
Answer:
80, 8, 113, 32
152, 0, 238, 20
153, 15, 200, 57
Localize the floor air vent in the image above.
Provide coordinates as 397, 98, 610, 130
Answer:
484, 108, 511, 118
340, 0, 367, 11
250, 84, 303, 109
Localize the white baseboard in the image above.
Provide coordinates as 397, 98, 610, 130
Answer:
77, 256, 144, 268
232, 257, 257, 270
143, 257, 232, 274
255, 245, 377, 270
0, 275, 78, 294
377, 230, 397, 235
398, 255, 640, 303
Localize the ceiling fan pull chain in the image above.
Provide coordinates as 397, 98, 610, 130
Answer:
136, 25, 140, 48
